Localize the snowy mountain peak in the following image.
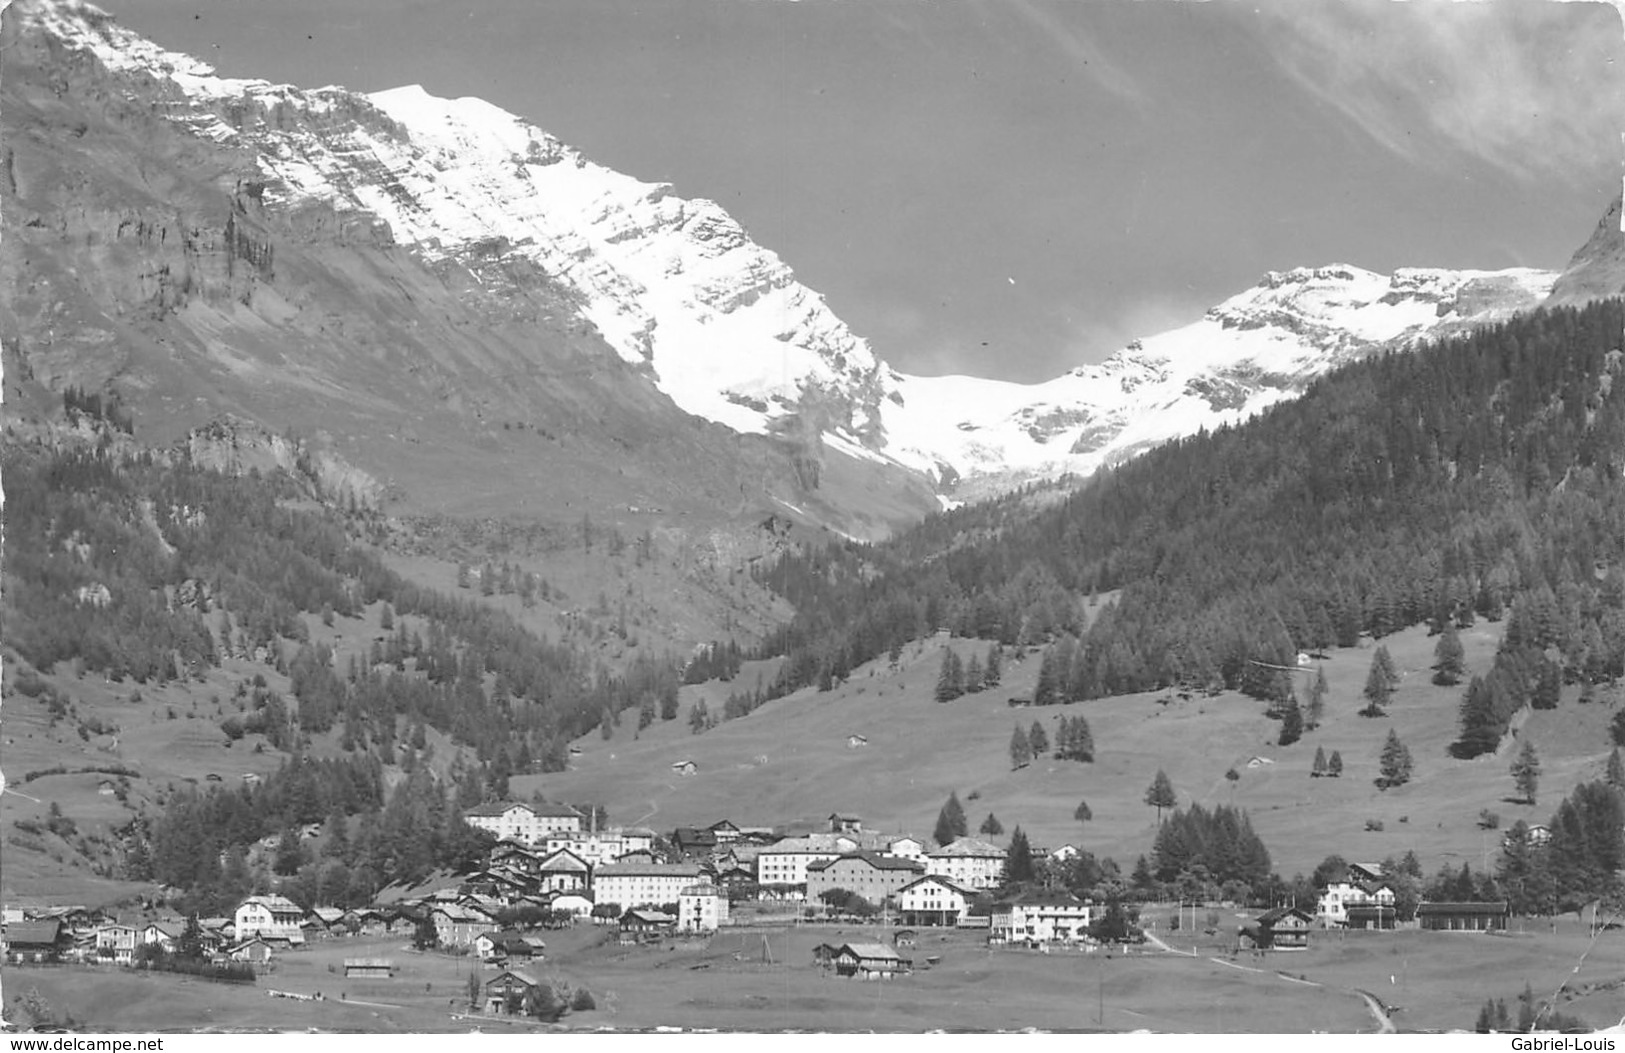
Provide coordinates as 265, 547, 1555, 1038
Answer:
20, 0, 1567, 509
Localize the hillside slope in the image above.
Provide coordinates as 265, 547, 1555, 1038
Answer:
529, 624, 1621, 878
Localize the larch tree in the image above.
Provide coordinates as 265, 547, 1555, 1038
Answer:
980, 813, 1004, 837
1312, 745, 1328, 778
1361, 650, 1395, 717
1307, 667, 1328, 729
1279, 696, 1303, 746
983, 645, 1003, 687
1378, 730, 1413, 789
1510, 738, 1541, 805
1328, 750, 1344, 778
1608, 747, 1625, 790
1433, 624, 1466, 686
1144, 769, 1176, 823
1029, 720, 1050, 757
1010, 724, 1033, 769
1074, 799, 1092, 826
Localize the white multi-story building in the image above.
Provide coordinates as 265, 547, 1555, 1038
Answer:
541, 827, 656, 866
895, 875, 977, 926
234, 895, 306, 945
924, 837, 1006, 890
677, 884, 729, 933
755, 834, 853, 892
1316, 879, 1396, 928
592, 862, 705, 910
95, 923, 138, 965
989, 891, 1094, 944
463, 802, 583, 845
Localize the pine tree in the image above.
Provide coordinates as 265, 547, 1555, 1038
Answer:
1306, 667, 1328, 729
1312, 745, 1328, 777
1532, 659, 1562, 710
1144, 769, 1176, 823
1455, 675, 1504, 758
1029, 720, 1049, 757
1010, 724, 1033, 769
934, 791, 968, 846
1361, 651, 1394, 717
1279, 696, 1303, 746
1003, 826, 1035, 885
1328, 750, 1344, 778
980, 813, 1004, 837
935, 648, 965, 703
1074, 799, 1092, 825
983, 645, 1002, 687
1433, 623, 1465, 685
1510, 738, 1541, 805
1034, 646, 1060, 706
1608, 748, 1625, 790
1071, 715, 1096, 762
964, 654, 984, 693
1378, 729, 1413, 789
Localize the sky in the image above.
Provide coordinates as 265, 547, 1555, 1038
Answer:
95, 0, 1625, 383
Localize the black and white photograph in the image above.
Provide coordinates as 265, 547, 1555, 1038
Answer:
2, 0, 1624, 1036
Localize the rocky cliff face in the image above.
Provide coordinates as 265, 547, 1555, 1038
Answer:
1546, 193, 1625, 308
2, 0, 942, 539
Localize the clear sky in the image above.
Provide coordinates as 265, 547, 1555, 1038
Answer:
96, 0, 1624, 383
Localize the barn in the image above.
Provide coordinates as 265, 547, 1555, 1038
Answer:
343, 958, 395, 979
1416, 902, 1509, 931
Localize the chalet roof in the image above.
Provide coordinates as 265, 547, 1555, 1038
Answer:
535, 849, 590, 872
1255, 906, 1313, 926
928, 836, 1003, 858
1006, 889, 1087, 907
239, 895, 303, 914
807, 851, 923, 873
621, 909, 676, 925
898, 875, 978, 897
596, 862, 704, 878
762, 834, 853, 855
708, 820, 741, 832
4, 921, 63, 946
531, 803, 583, 819
433, 904, 493, 923
837, 942, 904, 962
486, 969, 540, 989
144, 921, 183, 938
680, 884, 722, 897
466, 801, 532, 818
344, 958, 394, 968
1416, 901, 1510, 915
311, 907, 345, 922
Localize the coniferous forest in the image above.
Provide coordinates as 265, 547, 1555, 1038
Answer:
2, 442, 685, 909
756, 299, 1625, 763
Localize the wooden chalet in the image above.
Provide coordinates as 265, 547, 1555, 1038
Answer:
617, 909, 676, 945
4, 920, 66, 963
831, 942, 912, 979
1416, 902, 1509, 931
1245, 906, 1313, 950
483, 969, 541, 1015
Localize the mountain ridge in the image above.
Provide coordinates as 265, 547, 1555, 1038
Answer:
4, 0, 1616, 525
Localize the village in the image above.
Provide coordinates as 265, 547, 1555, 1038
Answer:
3, 797, 1532, 1027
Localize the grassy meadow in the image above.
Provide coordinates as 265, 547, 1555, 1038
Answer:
527, 620, 1623, 878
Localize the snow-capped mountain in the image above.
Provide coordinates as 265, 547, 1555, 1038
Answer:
881, 264, 1555, 495
8, 2, 1570, 510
